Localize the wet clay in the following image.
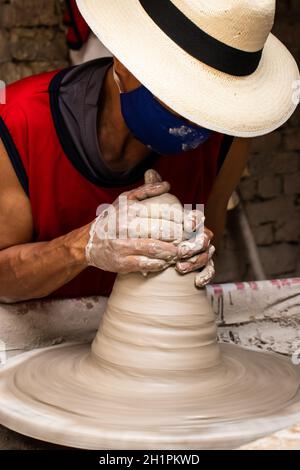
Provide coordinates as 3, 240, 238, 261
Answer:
0, 195, 300, 449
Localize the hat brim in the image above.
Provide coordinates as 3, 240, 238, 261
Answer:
77, 0, 299, 137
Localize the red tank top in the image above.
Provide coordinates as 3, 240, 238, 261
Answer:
0, 67, 232, 298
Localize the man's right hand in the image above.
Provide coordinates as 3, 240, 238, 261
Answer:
85, 171, 179, 274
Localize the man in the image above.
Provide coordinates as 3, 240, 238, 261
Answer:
0, 0, 298, 302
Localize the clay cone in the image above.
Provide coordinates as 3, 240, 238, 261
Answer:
0, 268, 300, 449
0, 193, 300, 449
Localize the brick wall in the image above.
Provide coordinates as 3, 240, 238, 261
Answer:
0, 0, 299, 283
0, 0, 68, 82
215, 0, 300, 282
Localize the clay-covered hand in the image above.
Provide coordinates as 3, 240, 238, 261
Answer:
177, 210, 216, 288
142, 170, 216, 287
85, 170, 179, 274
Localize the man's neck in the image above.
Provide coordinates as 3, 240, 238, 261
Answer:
97, 66, 151, 172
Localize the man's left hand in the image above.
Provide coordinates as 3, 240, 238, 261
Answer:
177, 218, 215, 288
144, 169, 216, 288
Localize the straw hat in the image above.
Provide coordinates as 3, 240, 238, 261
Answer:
76, 0, 299, 137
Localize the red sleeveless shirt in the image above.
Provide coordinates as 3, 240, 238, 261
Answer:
0, 65, 232, 298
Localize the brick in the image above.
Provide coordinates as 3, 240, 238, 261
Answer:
275, 2, 300, 19
10, 28, 67, 62
28, 60, 68, 75
273, 20, 300, 58
1, 0, 60, 28
239, 177, 257, 201
257, 176, 281, 199
0, 30, 11, 64
284, 129, 300, 152
251, 132, 282, 155
214, 248, 247, 284
0, 60, 68, 84
253, 224, 274, 246
289, 110, 300, 128
0, 5, 13, 29
259, 244, 297, 277
283, 173, 300, 195
245, 197, 295, 226
275, 217, 300, 243
0, 62, 32, 83
248, 152, 274, 177
271, 152, 299, 175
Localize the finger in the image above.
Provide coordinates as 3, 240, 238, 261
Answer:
114, 238, 178, 261
127, 181, 170, 201
176, 245, 215, 274
195, 259, 215, 288
176, 253, 208, 274
144, 169, 162, 184
127, 217, 183, 241
178, 228, 214, 258
122, 256, 170, 274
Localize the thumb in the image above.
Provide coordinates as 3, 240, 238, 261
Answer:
144, 169, 163, 185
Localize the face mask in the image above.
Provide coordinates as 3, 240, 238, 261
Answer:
113, 69, 212, 155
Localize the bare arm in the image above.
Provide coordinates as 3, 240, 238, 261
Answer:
0, 231, 90, 303
205, 137, 251, 249
0, 143, 176, 303
0, 139, 90, 302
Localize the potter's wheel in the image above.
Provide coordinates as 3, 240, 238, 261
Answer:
1, 269, 300, 450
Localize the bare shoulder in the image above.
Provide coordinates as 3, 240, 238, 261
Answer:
0, 139, 33, 250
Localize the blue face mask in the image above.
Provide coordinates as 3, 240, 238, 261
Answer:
117, 81, 212, 156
